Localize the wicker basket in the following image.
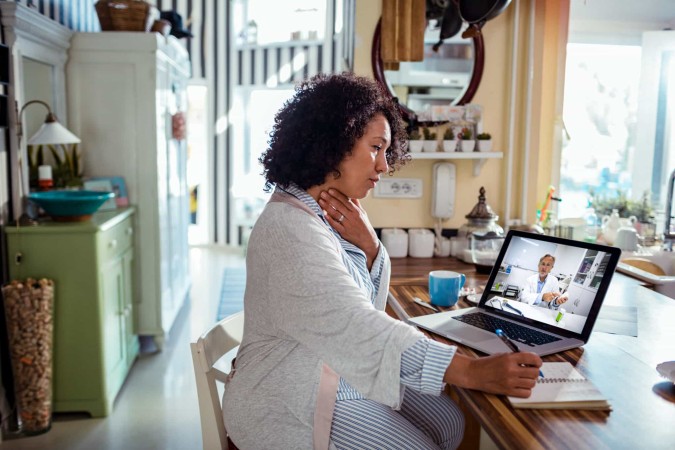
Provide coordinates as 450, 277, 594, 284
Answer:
95, 0, 156, 32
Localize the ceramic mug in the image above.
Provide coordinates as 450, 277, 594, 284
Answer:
429, 270, 466, 307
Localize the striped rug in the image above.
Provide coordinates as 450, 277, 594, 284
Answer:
217, 266, 246, 321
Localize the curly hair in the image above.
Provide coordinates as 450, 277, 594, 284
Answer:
259, 72, 409, 191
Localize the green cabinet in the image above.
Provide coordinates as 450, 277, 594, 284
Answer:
5, 208, 139, 417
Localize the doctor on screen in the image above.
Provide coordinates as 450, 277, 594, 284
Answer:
519, 254, 568, 309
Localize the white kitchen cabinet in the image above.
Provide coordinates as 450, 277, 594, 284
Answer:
66, 32, 191, 348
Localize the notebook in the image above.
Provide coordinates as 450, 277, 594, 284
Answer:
409, 231, 621, 356
508, 362, 610, 410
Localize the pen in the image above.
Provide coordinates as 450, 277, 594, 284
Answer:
495, 329, 544, 378
413, 297, 439, 312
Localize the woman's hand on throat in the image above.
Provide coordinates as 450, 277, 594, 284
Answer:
318, 189, 379, 269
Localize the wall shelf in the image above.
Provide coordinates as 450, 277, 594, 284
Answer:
410, 151, 503, 176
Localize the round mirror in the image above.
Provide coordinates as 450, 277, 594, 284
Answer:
372, 18, 484, 124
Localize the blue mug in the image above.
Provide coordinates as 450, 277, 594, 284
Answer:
429, 270, 466, 307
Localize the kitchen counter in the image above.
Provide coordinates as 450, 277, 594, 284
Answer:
389, 256, 485, 287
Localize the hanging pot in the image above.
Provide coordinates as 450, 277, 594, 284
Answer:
432, 1, 462, 52
458, 0, 512, 38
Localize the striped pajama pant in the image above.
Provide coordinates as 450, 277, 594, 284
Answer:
330, 387, 465, 450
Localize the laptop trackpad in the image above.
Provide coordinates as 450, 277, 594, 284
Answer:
438, 320, 494, 344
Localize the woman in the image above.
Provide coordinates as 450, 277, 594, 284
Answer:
222, 73, 541, 450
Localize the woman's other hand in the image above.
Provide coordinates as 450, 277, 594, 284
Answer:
445, 352, 542, 398
319, 188, 379, 268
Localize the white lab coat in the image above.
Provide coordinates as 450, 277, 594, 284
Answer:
519, 273, 560, 308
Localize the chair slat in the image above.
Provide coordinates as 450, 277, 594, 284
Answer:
190, 311, 245, 450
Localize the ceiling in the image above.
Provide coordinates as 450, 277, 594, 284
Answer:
570, 0, 675, 26
568, 0, 675, 44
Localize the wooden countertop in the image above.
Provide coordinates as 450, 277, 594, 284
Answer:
388, 257, 675, 450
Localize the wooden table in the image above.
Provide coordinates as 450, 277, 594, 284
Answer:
388, 257, 675, 450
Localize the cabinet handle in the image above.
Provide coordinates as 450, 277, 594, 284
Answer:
126, 227, 133, 236
109, 239, 118, 249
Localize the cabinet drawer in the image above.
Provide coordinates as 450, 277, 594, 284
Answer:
100, 217, 134, 261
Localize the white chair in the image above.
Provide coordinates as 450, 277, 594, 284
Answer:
190, 311, 244, 450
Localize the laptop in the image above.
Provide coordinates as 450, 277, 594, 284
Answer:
408, 231, 621, 356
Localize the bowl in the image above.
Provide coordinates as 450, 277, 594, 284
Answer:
28, 190, 115, 221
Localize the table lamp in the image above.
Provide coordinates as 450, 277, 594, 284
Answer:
14, 99, 81, 224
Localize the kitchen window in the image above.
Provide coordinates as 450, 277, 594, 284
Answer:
558, 43, 641, 219
559, 1, 675, 228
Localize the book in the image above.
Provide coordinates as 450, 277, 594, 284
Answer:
508, 362, 611, 410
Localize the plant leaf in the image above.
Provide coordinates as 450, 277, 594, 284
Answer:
72, 144, 80, 176
62, 144, 73, 175
48, 145, 65, 167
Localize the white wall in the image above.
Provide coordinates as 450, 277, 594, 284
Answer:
552, 245, 587, 279
503, 236, 558, 271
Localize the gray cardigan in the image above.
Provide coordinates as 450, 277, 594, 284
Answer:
222, 191, 424, 449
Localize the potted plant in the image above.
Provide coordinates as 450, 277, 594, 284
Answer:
590, 189, 654, 223
422, 127, 438, 152
476, 132, 492, 152
459, 127, 475, 152
442, 127, 456, 152
408, 129, 423, 152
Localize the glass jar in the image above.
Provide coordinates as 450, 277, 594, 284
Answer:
457, 187, 504, 262
469, 231, 505, 274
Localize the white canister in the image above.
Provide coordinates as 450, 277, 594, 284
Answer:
408, 228, 435, 258
381, 228, 408, 258
434, 237, 451, 257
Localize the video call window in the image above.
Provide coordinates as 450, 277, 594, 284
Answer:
484, 237, 610, 334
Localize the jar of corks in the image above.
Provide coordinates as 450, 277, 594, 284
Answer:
1, 279, 54, 435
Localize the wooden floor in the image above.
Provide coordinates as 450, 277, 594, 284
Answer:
0, 246, 245, 450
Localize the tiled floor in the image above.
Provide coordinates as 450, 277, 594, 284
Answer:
1, 246, 245, 450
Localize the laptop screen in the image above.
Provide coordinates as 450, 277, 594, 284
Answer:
480, 231, 621, 339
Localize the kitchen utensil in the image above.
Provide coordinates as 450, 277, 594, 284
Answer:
459, 0, 512, 38
459, 0, 512, 23
432, 2, 462, 52
413, 297, 439, 312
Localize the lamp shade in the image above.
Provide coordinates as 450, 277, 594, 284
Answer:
27, 120, 81, 145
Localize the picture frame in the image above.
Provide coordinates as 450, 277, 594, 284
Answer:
83, 178, 117, 211
86, 176, 129, 207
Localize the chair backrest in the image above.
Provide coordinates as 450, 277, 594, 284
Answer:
190, 311, 245, 450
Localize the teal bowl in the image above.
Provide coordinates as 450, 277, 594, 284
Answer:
28, 190, 115, 221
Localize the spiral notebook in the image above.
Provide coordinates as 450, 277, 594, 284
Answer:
508, 362, 611, 410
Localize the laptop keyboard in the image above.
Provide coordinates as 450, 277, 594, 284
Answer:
453, 312, 561, 346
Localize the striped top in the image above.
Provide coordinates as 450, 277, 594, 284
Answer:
279, 184, 456, 400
